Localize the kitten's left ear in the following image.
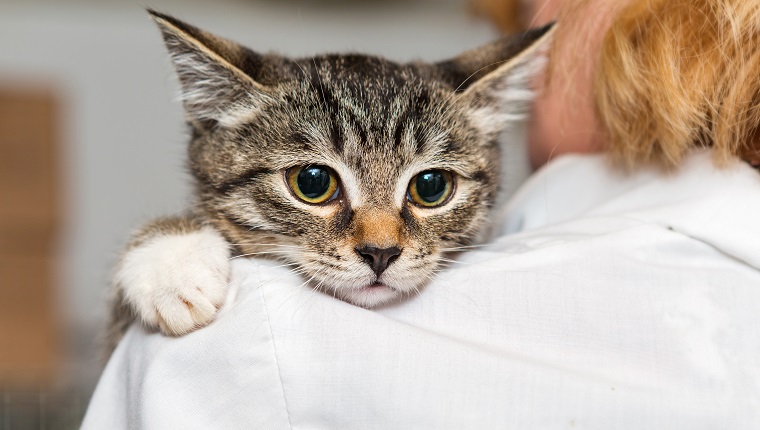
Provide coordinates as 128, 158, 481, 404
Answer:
439, 23, 555, 136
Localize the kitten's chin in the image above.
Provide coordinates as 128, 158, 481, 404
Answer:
336, 283, 403, 308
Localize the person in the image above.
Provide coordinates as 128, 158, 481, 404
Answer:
475, 0, 760, 169
525, 0, 611, 168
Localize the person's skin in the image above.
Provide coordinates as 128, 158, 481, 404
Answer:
525, 0, 620, 169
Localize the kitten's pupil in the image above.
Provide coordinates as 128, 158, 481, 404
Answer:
287, 165, 338, 204
415, 171, 447, 203
298, 166, 331, 199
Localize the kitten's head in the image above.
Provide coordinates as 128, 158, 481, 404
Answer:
150, 10, 553, 307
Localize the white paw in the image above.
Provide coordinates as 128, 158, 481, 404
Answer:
115, 226, 231, 336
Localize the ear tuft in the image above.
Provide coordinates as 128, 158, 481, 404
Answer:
148, 10, 270, 129
444, 24, 555, 137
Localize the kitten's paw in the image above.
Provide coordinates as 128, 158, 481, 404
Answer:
115, 226, 231, 336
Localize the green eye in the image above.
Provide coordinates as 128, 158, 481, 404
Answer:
408, 170, 454, 207
287, 165, 339, 204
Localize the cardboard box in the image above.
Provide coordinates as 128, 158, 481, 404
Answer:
0, 252, 57, 385
0, 87, 60, 387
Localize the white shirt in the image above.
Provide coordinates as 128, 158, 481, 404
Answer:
83, 151, 760, 429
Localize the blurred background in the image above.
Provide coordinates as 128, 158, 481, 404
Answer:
0, 0, 524, 427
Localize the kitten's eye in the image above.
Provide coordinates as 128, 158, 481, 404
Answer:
408, 170, 454, 207
286, 165, 339, 204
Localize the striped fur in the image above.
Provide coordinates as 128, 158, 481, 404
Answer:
106, 10, 554, 350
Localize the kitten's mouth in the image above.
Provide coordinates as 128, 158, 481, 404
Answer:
343, 281, 399, 308
330, 276, 410, 308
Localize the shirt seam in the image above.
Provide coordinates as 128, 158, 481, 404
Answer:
260, 286, 294, 429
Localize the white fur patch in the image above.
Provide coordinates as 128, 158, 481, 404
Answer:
115, 227, 231, 336
461, 27, 554, 137
172, 49, 269, 127
467, 53, 548, 137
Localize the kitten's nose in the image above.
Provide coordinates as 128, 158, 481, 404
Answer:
355, 245, 402, 277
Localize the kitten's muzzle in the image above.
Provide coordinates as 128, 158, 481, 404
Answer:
355, 245, 402, 277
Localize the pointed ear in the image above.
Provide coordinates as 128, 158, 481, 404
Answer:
439, 23, 555, 137
148, 10, 271, 129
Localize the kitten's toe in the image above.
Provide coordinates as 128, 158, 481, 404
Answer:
154, 299, 196, 336
151, 291, 215, 336
154, 281, 224, 336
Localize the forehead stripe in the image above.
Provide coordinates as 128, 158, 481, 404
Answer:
413, 127, 428, 154
347, 113, 368, 146
393, 108, 411, 149
330, 121, 344, 154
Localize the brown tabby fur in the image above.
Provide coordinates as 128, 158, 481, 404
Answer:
105, 10, 553, 351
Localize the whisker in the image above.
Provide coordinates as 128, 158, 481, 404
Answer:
229, 250, 297, 260
276, 269, 323, 312
267, 262, 301, 270
226, 243, 300, 248
440, 243, 491, 251
438, 257, 485, 266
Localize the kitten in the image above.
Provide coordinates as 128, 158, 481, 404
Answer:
107, 10, 553, 349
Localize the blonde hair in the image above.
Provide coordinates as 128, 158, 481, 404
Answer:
596, 0, 760, 166
475, 0, 760, 167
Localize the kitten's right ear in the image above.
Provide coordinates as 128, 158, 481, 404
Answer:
148, 10, 270, 129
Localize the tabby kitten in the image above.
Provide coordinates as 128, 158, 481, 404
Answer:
108, 10, 553, 346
